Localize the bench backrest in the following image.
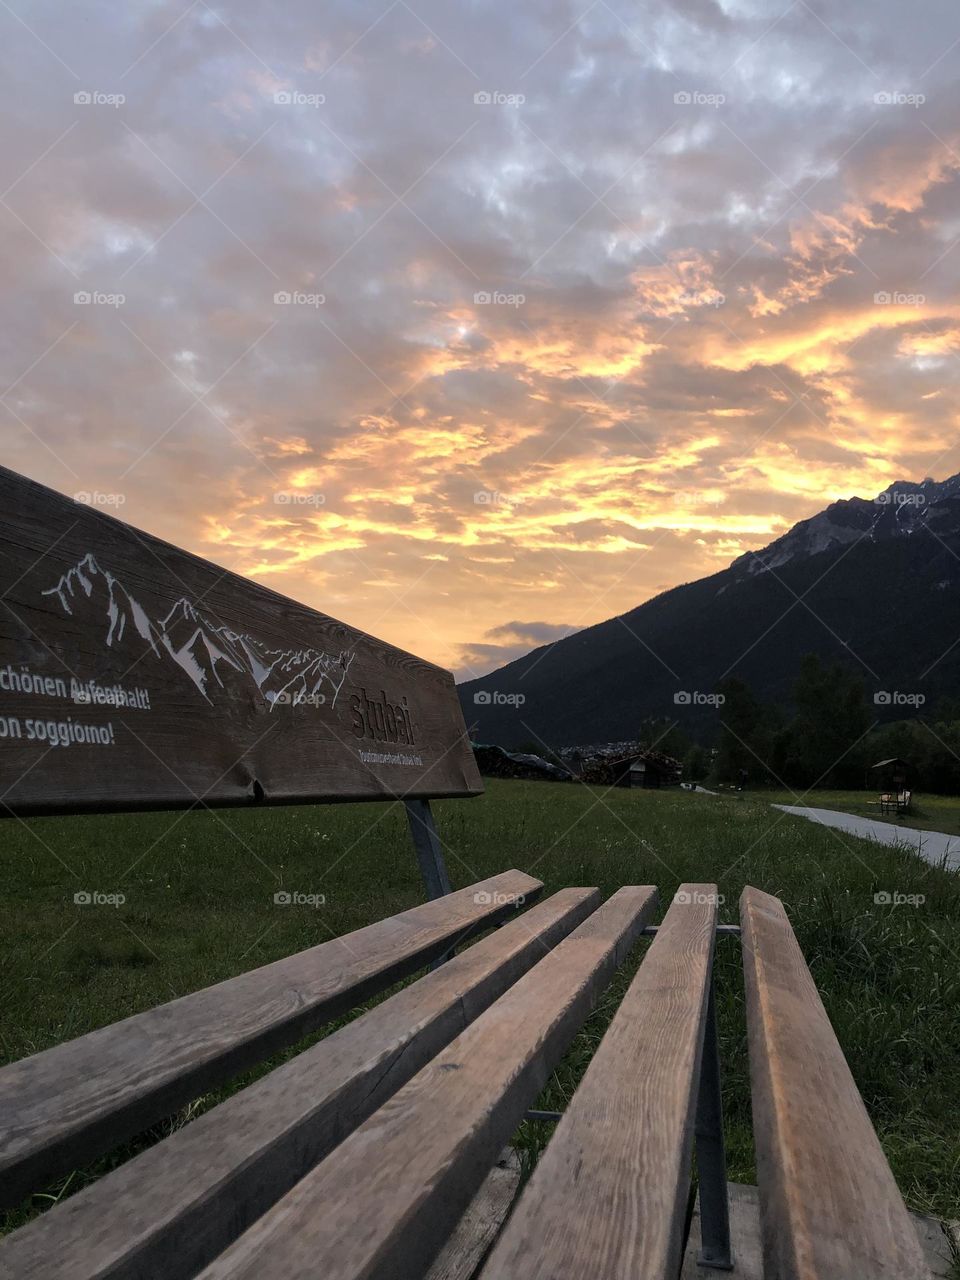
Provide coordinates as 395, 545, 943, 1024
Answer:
0, 466, 482, 816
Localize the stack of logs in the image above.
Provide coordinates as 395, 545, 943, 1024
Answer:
471, 744, 573, 782
572, 747, 683, 787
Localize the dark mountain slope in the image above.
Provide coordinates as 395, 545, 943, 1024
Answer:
458, 477, 960, 745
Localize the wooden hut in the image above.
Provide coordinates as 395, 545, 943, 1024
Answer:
610, 750, 683, 789
868, 757, 909, 791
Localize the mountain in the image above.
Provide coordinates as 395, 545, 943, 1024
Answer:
42, 554, 356, 711
457, 474, 960, 746
733, 473, 960, 576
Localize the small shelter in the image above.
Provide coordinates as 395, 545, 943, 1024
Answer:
868, 757, 909, 791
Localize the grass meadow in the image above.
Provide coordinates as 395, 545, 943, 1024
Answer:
2, 779, 959, 1240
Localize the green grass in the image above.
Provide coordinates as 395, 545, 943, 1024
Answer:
759, 786, 960, 839
2, 780, 959, 1238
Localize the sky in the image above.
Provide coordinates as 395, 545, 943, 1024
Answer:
3, 0, 960, 679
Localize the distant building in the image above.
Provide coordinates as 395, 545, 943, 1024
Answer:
869, 757, 910, 790
558, 742, 682, 788
613, 752, 683, 789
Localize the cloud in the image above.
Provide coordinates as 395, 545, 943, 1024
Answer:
486, 620, 577, 645
4, 0, 960, 673
454, 619, 578, 679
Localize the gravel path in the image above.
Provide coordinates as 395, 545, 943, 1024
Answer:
774, 805, 960, 871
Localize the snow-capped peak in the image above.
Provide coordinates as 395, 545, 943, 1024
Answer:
733, 471, 960, 577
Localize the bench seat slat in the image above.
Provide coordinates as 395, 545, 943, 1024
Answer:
195, 886, 659, 1280
480, 882, 719, 1279
0, 887, 597, 1280
0, 869, 540, 1208
740, 886, 931, 1279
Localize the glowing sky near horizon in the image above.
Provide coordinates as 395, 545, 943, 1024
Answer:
3, 0, 960, 676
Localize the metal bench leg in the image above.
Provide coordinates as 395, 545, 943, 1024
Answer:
695, 979, 733, 1270
405, 799, 455, 969
404, 798, 453, 900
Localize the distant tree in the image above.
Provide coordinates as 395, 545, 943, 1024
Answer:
918, 719, 960, 794
684, 743, 709, 782
783, 655, 871, 787
713, 677, 773, 785
637, 716, 690, 760
933, 695, 960, 723
869, 717, 960, 795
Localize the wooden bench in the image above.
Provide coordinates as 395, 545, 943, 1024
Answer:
0, 468, 934, 1277
0, 884, 932, 1278
879, 789, 912, 817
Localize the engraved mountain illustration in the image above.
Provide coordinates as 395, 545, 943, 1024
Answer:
42, 552, 355, 709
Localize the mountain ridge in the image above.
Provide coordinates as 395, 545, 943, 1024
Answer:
732, 473, 960, 578
457, 473, 960, 745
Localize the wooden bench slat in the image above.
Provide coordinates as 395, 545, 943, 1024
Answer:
0, 869, 540, 1208
194, 885, 659, 1280
480, 882, 719, 1280
740, 886, 931, 1280
0, 887, 597, 1280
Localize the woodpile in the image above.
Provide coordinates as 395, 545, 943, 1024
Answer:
471, 743, 574, 782
560, 742, 682, 787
